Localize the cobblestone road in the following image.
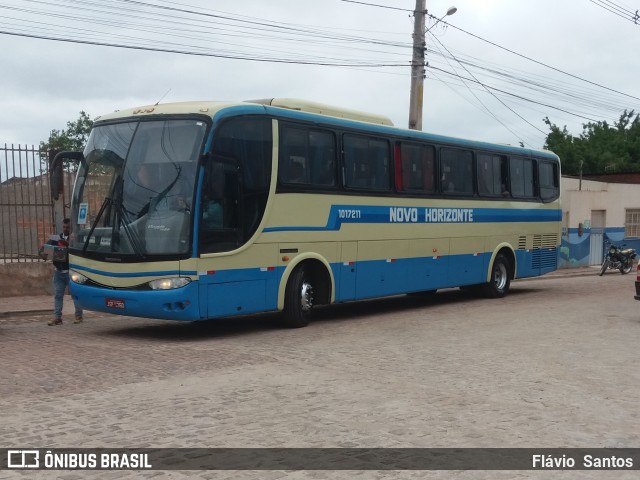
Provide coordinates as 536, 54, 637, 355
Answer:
1, 272, 639, 479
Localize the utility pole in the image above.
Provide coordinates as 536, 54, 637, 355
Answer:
408, 0, 426, 131
408, 3, 457, 131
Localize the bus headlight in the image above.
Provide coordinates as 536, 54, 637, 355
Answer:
70, 270, 88, 284
148, 277, 191, 290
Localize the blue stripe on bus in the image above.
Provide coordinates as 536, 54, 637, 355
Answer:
263, 205, 562, 233
69, 263, 198, 278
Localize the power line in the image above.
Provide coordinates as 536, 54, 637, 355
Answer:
1, 0, 637, 141
432, 15, 640, 102
428, 65, 602, 122
428, 68, 547, 147
425, 47, 632, 120
0, 28, 409, 67
428, 31, 547, 139
590, 0, 640, 24
339, 0, 412, 13
0, 3, 629, 121
427, 34, 533, 146
2, 0, 413, 63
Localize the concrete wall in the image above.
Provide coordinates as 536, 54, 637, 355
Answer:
560, 177, 640, 268
0, 262, 53, 297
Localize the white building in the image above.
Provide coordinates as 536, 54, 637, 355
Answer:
560, 175, 640, 268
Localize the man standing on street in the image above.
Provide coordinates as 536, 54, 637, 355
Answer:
39, 218, 83, 326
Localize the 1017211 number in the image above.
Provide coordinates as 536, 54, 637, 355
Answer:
337, 209, 362, 219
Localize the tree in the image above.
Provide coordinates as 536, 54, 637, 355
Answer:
39, 111, 93, 172
543, 117, 581, 175
544, 110, 640, 175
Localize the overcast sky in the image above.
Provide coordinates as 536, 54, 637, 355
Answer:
1, 0, 639, 154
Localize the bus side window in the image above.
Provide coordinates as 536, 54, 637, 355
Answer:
477, 154, 493, 195
280, 127, 308, 184
309, 130, 336, 187
510, 157, 534, 198
344, 134, 390, 191
399, 142, 435, 194
313, 150, 336, 186
355, 162, 372, 188
279, 126, 336, 188
478, 154, 508, 197
287, 159, 307, 183
422, 147, 435, 192
440, 148, 473, 195
500, 158, 510, 197
539, 160, 559, 202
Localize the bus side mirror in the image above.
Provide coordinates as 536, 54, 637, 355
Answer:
50, 151, 83, 200
578, 223, 583, 237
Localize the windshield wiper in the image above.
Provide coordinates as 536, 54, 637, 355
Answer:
82, 176, 144, 258
115, 202, 145, 257
146, 164, 182, 215
112, 176, 145, 257
82, 195, 112, 254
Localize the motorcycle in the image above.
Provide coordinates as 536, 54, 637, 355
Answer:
599, 242, 637, 275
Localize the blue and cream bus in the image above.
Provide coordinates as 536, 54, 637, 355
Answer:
67, 98, 561, 327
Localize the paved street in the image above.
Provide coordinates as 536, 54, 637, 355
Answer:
1, 271, 639, 479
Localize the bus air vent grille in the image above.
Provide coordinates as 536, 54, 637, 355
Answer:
532, 248, 558, 269
518, 236, 527, 250
533, 234, 558, 249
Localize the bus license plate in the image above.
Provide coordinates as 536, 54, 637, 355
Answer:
106, 298, 126, 309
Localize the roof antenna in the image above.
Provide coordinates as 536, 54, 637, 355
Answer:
155, 88, 171, 106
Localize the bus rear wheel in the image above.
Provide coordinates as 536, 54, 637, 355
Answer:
283, 266, 314, 328
483, 253, 511, 298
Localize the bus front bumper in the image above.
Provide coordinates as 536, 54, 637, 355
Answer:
70, 281, 201, 321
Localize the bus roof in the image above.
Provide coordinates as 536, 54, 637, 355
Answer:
247, 98, 394, 126
95, 98, 394, 126
94, 99, 558, 161
94, 100, 239, 122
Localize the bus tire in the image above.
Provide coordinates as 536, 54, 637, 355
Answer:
483, 253, 511, 298
283, 266, 314, 328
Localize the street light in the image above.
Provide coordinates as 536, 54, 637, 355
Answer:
408, 3, 457, 130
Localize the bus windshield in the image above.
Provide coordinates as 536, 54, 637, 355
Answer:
70, 118, 208, 260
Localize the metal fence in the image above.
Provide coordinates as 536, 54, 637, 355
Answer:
0, 144, 72, 263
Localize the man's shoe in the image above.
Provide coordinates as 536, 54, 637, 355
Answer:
48, 318, 63, 326
74, 316, 83, 324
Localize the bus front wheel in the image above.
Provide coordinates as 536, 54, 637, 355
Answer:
483, 253, 511, 298
283, 266, 314, 328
